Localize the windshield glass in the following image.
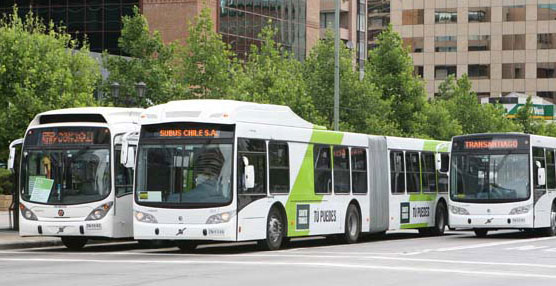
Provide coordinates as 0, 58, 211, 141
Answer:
22, 148, 111, 204
136, 143, 233, 207
450, 153, 530, 202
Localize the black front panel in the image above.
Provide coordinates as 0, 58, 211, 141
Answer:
24, 127, 110, 147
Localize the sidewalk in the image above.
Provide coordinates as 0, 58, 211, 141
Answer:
0, 211, 62, 249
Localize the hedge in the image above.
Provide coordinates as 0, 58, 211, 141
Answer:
0, 168, 13, 195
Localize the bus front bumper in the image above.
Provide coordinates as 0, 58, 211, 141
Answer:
449, 213, 533, 229
19, 218, 113, 237
134, 221, 235, 241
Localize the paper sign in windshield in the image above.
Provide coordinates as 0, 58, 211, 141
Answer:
30, 177, 54, 203
138, 191, 162, 202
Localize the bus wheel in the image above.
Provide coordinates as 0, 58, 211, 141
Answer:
259, 208, 285, 251
474, 229, 489, 238
176, 241, 197, 252
61, 237, 87, 250
431, 203, 447, 236
544, 203, 556, 237
343, 204, 361, 244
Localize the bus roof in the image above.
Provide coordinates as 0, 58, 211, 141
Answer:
28, 107, 143, 128
140, 100, 314, 129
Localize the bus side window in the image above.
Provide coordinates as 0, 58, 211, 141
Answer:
314, 145, 332, 194
438, 153, 449, 193
333, 146, 350, 194
533, 147, 546, 191
390, 151, 405, 194
421, 152, 436, 192
547, 149, 556, 191
115, 145, 134, 196
405, 152, 420, 193
269, 141, 290, 194
237, 138, 267, 195
351, 148, 367, 194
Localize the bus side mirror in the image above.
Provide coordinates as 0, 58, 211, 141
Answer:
8, 138, 23, 172
537, 161, 546, 186
242, 156, 255, 189
435, 153, 449, 173
124, 147, 135, 169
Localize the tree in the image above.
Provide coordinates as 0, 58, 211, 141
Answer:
0, 8, 100, 159
102, 6, 182, 107
367, 25, 427, 136
417, 100, 462, 140
435, 74, 520, 134
175, 8, 241, 99
514, 96, 543, 134
236, 25, 319, 122
304, 30, 397, 135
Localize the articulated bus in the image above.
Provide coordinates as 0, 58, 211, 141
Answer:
449, 133, 556, 237
131, 100, 451, 251
8, 108, 142, 249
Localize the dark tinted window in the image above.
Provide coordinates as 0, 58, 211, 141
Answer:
238, 139, 267, 195
547, 149, 556, 190
114, 145, 134, 196
351, 148, 367, 194
333, 147, 350, 194
390, 151, 405, 194
533, 147, 546, 192
421, 152, 436, 192
269, 141, 289, 194
314, 145, 332, 194
438, 154, 449, 193
405, 152, 420, 193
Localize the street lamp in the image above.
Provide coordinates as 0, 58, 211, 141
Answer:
110, 81, 146, 107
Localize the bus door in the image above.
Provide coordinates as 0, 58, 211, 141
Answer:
113, 134, 137, 237
8, 138, 23, 230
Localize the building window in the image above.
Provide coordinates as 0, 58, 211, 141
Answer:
220, 0, 307, 60
402, 37, 424, 53
435, 36, 457, 52
537, 63, 556, 78
402, 9, 424, 25
538, 33, 556, 49
502, 34, 525, 50
468, 64, 490, 79
538, 4, 556, 21
468, 35, 490, 51
468, 7, 491, 22
435, 65, 457, 80
435, 8, 457, 24
502, 63, 525, 79
503, 5, 526, 22
320, 12, 335, 29
414, 66, 424, 78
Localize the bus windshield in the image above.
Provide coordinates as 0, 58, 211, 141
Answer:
135, 143, 233, 207
22, 148, 111, 205
450, 153, 530, 202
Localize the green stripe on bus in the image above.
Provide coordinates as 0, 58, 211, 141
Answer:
285, 130, 344, 237
401, 223, 429, 229
423, 140, 443, 152
409, 193, 437, 202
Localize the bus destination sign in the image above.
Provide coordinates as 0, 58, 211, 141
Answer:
159, 129, 220, 138
142, 123, 234, 140
41, 131, 94, 145
464, 139, 519, 150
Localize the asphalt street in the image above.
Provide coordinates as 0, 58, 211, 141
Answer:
1, 230, 556, 286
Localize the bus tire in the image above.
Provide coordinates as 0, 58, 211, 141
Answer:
343, 204, 361, 244
259, 207, 285, 251
430, 203, 447, 236
176, 240, 197, 252
474, 229, 489, 238
543, 203, 556, 237
61, 237, 87, 250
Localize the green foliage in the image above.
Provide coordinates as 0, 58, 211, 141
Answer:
304, 30, 397, 135
417, 100, 462, 141
235, 25, 318, 122
0, 7, 100, 160
514, 96, 544, 134
0, 168, 13, 195
367, 25, 426, 136
102, 6, 182, 107
435, 75, 520, 134
176, 8, 241, 99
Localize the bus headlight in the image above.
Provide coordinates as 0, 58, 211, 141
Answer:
85, 202, 113, 221
450, 205, 470, 215
206, 211, 234, 224
509, 205, 532, 215
19, 204, 38, 221
135, 211, 158, 223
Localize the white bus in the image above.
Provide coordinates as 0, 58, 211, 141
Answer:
449, 133, 556, 237
8, 107, 142, 249
131, 100, 450, 251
